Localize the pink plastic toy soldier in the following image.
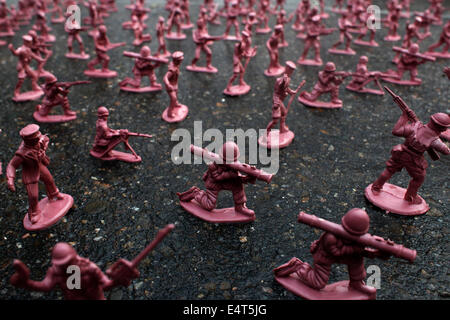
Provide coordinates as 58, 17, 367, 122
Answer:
384, 4, 401, 41
382, 43, 436, 86
243, 11, 258, 35
166, 0, 186, 40
428, 0, 444, 25
365, 87, 450, 215
201, 0, 221, 25
259, 63, 305, 149
120, 47, 168, 93
222, 0, 241, 41
84, 0, 103, 34
84, 25, 125, 78
33, 10, 55, 42
10, 225, 174, 300
399, 0, 411, 18
180, 0, 193, 29
90, 106, 152, 163
288, 0, 308, 32
130, 15, 152, 46
186, 19, 223, 73
9, 36, 45, 102
426, 21, 450, 59
256, 0, 270, 34
329, 12, 356, 55
274, 210, 416, 300
332, 0, 345, 14
264, 25, 284, 77
50, 0, 64, 23
162, 51, 188, 123
273, 0, 285, 12
393, 18, 428, 63
34, 75, 90, 122
0, 0, 14, 37
65, 23, 89, 59
155, 17, 171, 58
354, 6, 379, 47
297, 15, 334, 66
275, 9, 288, 47
298, 62, 350, 109
346, 56, 384, 95
296, 6, 318, 39
177, 142, 272, 223
6, 124, 73, 230
28, 30, 53, 79
223, 31, 257, 96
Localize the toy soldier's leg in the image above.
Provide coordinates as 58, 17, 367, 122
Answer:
25, 182, 41, 223
232, 183, 254, 216
372, 157, 402, 191
303, 83, 322, 101
75, 33, 85, 53
37, 100, 54, 116
194, 188, 219, 211
296, 260, 331, 290
233, 19, 240, 38
14, 76, 25, 96
403, 164, 427, 203
301, 41, 311, 60
100, 53, 110, 71
224, 20, 231, 36
332, 32, 344, 49
148, 70, 159, 87
168, 90, 179, 117
191, 45, 202, 66
87, 55, 100, 70
313, 39, 321, 61
266, 117, 280, 134
39, 164, 61, 200
67, 35, 74, 53
205, 46, 213, 68
279, 105, 289, 133
62, 96, 75, 116
409, 67, 419, 81
330, 86, 341, 104
25, 66, 40, 91
347, 257, 376, 294
226, 70, 239, 88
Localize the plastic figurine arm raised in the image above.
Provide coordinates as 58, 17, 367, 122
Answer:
10, 260, 58, 292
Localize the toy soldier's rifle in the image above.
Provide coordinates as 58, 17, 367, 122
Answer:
392, 46, 436, 62
319, 27, 336, 36
57, 80, 91, 95
190, 145, 273, 183
123, 51, 169, 64
355, 71, 384, 92
286, 80, 306, 115
106, 224, 175, 287
384, 86, 440, 161
297, 211, 417, 262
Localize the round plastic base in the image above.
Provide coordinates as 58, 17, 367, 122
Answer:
65, 52, 90, 60
297, 58, 322, 66
181, 23, 194, 29
162, 105, 188, 123
186, 65, 218, 73
33, 111, 77, 123
381, 76, 422, 86
264, 66, 285, 77
258, 130, 294, 149
12, 90, 43, 102
274, 273, 376, 300
223, 35, 241, 41
42, 35, 56, 42
166, 32, 186, 40
354, 39, 379, 47
84, 69, 118, 78
23, 193, 73, 231
133, 36, 151, 46
346, 85, 384, 96
120, 84, 162, 93
223, 84, 251, 96
298, 94, 342, 109
90, 150, 142, 163
256, 27, 271, 34
365, 183, 430, 216
179, 199, 255, 223
384, 35, 401, 41
328, 47, 356, 55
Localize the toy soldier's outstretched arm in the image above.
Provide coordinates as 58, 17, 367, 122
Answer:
10, 260, 57, 292
384, 86, 419, 123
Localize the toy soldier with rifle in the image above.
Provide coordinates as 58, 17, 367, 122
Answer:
177, 142, 272, 223
28, 30, 53, 79
120, 46, 168, 93
155, 16, 171, 58
365, 86, 449, 215
259, 62, 305, 149
274, 209, 416, 300
90, 106, 153, 163
166, 0, 186, 40
346, 56, 384, 95
426, 20, 450, 59
130, 15, 152, 46
10, 224, 174, 299
65, 22, 90, 60
222, 0, 241, 41
328, 11, 356, 55
255, 0, 270, 34
384, 4, 401, 41
84, 25, 125, 78
264, 25, 284, 77
34, 75, 90, 122
33, 10, 55, 42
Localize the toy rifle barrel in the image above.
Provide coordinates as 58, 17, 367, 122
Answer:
108, 42, 126, 50
297, 212, 417, 262
127, 132, 153, 138
384, 86, 420, 123
59, 80, 91, 87
131, 224, 175, 268
123, 51, 168, 63
190, 145, 273, 184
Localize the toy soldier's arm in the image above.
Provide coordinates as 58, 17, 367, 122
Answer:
163, 70, 176, 91
6, 155, 23, 192
10, 260, 57, 292
211, 165, 239, 180
325, 234, 363, 257
392, 112, 412, 137
430, 139, 450, 155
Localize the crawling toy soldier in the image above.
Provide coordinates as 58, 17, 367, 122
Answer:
365, 87, 450, 215
120, 46, 168, 93
274, 209, 416, 300
177, 142, 272, 223
90, 106, 152, 163
6, 124, 73, 230
162, 51, 188, 123
346, 56, 384, 95
259, 62, 305, 149
10, 224, 174, 300
34, 75, 90, 122
298, 62, 350, 108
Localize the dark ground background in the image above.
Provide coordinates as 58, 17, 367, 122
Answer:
0, 0, 448, 300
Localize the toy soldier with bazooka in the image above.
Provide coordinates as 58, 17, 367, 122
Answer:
274, 209, 416, 300
90, 106, 153, 163
120, 46, 168, 93
223, 30, 257, 96
365, 87, 449, 216
34, 75, 90, 123
186, 18, 223, 73
84, 25, 125, 78
259, 62, 305, 149
10, 224, 174, 300
6, 124, 74, 231
177, 142, 273, 223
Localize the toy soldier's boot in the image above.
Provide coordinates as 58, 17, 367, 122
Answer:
14, 79, 24, 96
235, 203, 255, 217
79, 42, 86, 55
177, 186, 200, 201
280, 117, 289, 133
404, 179, 423, 204
274, 257, 304, 277
349, 280, 377, 295
206, 56, 213, 70
372, 169, 394, 192
68, 45, 73, 53
62, 99, 76, 116
302, 90, 319, 102
331, 90, 342, 105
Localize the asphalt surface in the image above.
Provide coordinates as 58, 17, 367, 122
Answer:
0, 0, 449, 300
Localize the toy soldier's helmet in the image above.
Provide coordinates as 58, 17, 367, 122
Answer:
45, 74, 57, 84
158, 16, 165, 22
285, 61, 297, 71
220, 141, 240, 163
324, 62, 336, 72
140, 46, 151, 57
249, 11, 256, 18
409, 43, 419, 53
37, 10, 45, 19
20, 124, 41, 142
242, 30, 250, 38
22, 35, 32, 43
172, 51, 184, 61
51, 243, 77, 266
97, 106, 109, 117
341, 208, 370, 236
312, 15, 321, 23
414, 16, 422, 24
200, 8, 207, 14
274, 24, 283, 32
98, 25, 107, 33
430, 113, 450, 131
28, 30, 37, 38
359, 55, 369, 64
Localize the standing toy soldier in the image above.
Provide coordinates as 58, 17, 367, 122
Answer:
255, 0, 270, 34
177, 142, 272, 223
365, 87, 449, 215
84, 0, 103, 34
382, 43, 435, 86
243, 10, 257, 35
65, 22, 89, 60
34, 75, 90, 122
186, 19, 223, 73
10, 224, 174, 300
384, 4, 401, 41
346, 56, 384, 95
222, 0, 241, 41
162, 51, 188, 123
90, 106, 152, 163
130, 15, 152, 46
166, 0, 186, 40
298, 62, 350, 109
223, 30, 257, 96
156, 16, 171, 58
354, 5, 379, 48
122, 1, 150, 29
120, 46, 168, 93
180, 0, 193, 29
264, 25, 284, 77
28, 30, 53, 79
259, 62, 305, 149
274, 210, 416, 300
275, 9, 288, 47
329, 11, 356, 55
33, 10, 55, 42
289, 0, 308, 31
0, 0, 14, 36
428, 0, 444, 25
50, 0, 64, 23
9, 35, 45, 102
84, 25, 125, 78
6, 124, 74, 230
426, 20, 450, 59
